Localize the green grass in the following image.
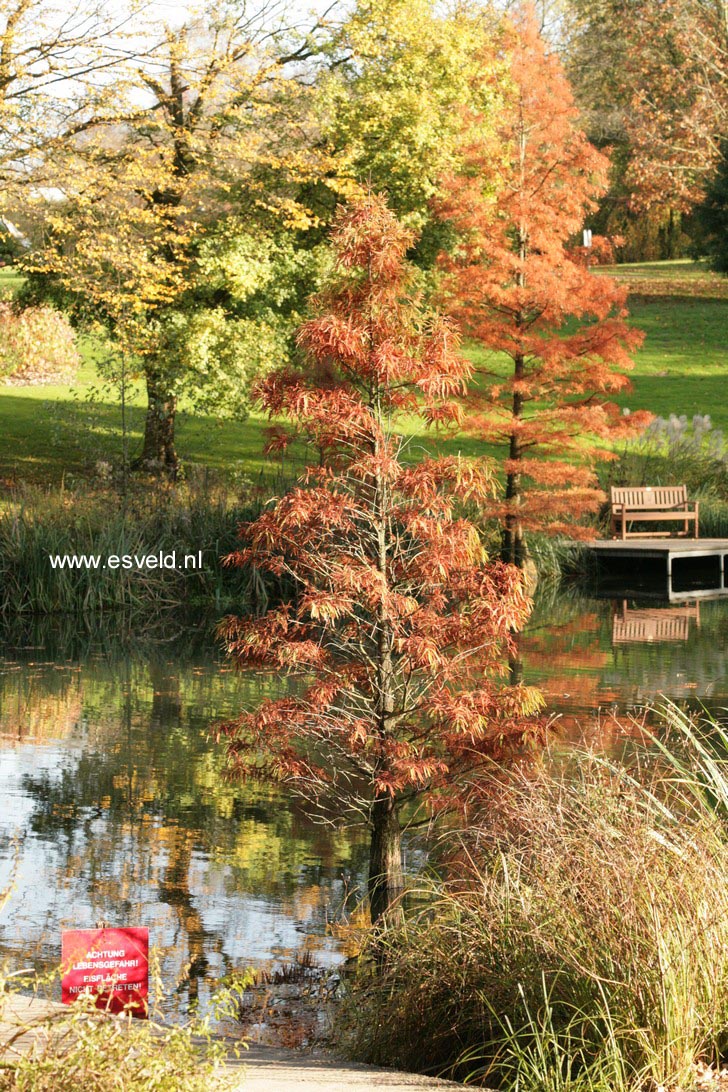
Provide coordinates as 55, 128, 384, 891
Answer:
0, 381, 285, 483
613, 296, 728, 423
0, 266, 25, 296
1, 261, 727, 485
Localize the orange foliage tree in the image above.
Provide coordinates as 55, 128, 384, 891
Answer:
218, 196, 541, 924
439, 9, 646, 567
565, 0, 727, 216
624, 0, 727, 212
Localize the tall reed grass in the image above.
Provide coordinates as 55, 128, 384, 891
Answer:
0, 479, 275, 616
342, 710, 728, 1091
601, 414, 728, 501
525, 535, 593, 589
694, 498, 728, 538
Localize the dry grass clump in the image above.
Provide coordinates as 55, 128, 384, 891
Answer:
343, 711, 728, 1091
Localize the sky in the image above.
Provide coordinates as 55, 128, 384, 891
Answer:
115, 0, 342, 32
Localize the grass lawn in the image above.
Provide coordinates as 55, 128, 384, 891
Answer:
0, 260, 726, 485
0, 266, 26, 297
0, 265, 282, 482
599, 258, 728, 297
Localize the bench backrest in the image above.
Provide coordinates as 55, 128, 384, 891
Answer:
610, 485, 688, 510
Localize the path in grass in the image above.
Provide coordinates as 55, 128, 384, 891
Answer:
1, 260, 726, 484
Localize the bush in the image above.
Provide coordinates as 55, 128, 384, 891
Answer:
342, 711, 728, 1090
0, 975, 240, 1092
0, 303, 80, 386
0, 1004, 228, 1091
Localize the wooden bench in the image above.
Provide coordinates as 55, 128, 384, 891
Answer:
610, 486, 699, 540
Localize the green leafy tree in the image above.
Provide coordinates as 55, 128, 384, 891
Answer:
318, 0, 503, 261
23, 4, 332, 474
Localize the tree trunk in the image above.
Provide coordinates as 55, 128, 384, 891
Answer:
135, 367, 178, 474
503, 370, 525, 568
503, 465, 526, 567
368, 794, 404, 926
369, 386, 404, 927
504, 211, 528, 568
148, 658, 182, 728
158, 827, 208, 1002
508, 629, 523, 686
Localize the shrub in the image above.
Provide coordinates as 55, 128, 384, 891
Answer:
0, 972, 240, 1092
0, 924, 246, 1092
0, 303, 80, 386
0, 1004, 229, 1091
342, 711, 728, 1090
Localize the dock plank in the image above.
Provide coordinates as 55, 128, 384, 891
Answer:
589, 537, 728, 554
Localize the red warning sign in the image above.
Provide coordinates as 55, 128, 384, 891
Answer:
61, 926, 149, 1017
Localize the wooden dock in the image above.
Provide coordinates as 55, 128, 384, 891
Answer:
588, 538, 728, 600
0, 994, 67, 1060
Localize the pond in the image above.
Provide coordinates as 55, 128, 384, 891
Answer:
0, 620, 370, 1013
1, 593, 727, 1012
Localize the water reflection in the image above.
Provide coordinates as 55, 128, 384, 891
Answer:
2, 597, 728, 1012
611, 601, 700, 644
0, 625, 368, 1013
523, 590, 728, 717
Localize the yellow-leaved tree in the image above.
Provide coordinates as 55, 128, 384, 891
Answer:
23, 2, 334, 473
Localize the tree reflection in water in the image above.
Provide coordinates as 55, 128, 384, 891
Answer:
3, 595, 728, 1010
0, 620, 368, 1014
